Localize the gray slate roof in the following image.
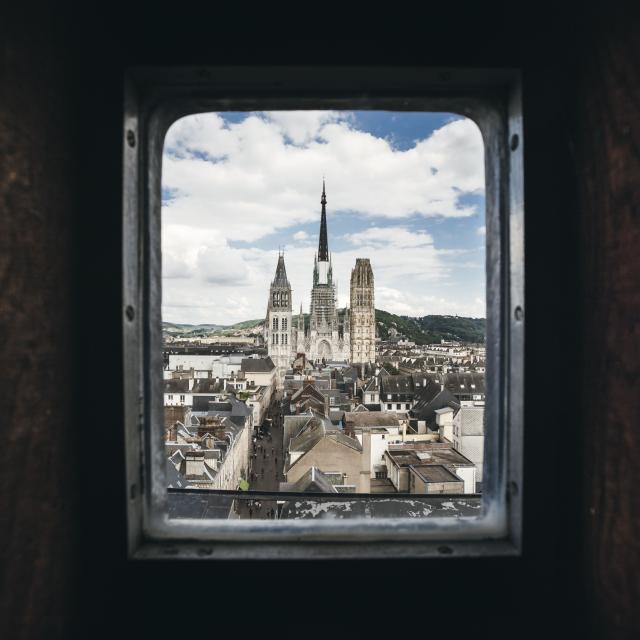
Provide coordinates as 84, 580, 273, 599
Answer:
445, 372, 485, 396
380, 375, 415, 394
290, 467, 338, 493
410, 383, 460, 426
164, 379, 191, 393
241, 357, 276, 373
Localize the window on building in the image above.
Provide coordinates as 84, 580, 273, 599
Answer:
272, 318, 278, 330
123, 66, 524, 560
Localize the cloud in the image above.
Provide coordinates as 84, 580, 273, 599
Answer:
375, 286, 486, 318
477, 225, 486, 236
264, 111, 343, 145
162, 111, 484, 244
161, 111, 486, 324
344, 226, 434, 249
196, 246, 251, 285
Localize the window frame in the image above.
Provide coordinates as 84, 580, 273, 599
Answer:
123, 66, 524, 560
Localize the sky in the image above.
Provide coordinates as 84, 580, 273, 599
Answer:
161, 110, 486, 325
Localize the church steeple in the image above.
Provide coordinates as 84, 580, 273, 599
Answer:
269, 251, 291, 311
272, 251, 289, 288
318, 180, 329, 262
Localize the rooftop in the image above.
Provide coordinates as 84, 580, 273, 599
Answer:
386, 446, 474, 468
241, 357, 276, 373
342, 411, 400, 428
410, 464, 462, 484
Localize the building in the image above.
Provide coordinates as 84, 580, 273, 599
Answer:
342, 411, 402, 479
350, 258, 376, 364
240, 357, 276, 401
379, 375, 417, 413
264, 253, 293, 383
284, 417, 369, 492
264, 183, 378, 374
408, 465, 464, 494
165, 413, 251, 492
383, 442, 477, 494
444, 371, 485, 405
452, 405, 485, 485
408, 380, 460, 433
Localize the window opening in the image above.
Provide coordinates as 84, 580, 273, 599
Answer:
123, 66, 524, 559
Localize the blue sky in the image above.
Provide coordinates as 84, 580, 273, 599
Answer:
161, 110, 486, 324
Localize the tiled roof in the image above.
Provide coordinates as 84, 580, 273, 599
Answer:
380, 375, 415, 394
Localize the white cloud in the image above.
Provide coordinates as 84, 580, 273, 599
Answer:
375, 286, 485, 319
264, 111, 343, 145
345, 226, 434, 249
477, 225, 486, 236
162, 112, 484, 244
161, 111, 486, 324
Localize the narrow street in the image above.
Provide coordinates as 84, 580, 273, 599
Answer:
237, 390, 285, 520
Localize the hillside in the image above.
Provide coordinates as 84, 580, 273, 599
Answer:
163, 319, 264, 339
163, 311, 485, 344
375, 310, 485, 344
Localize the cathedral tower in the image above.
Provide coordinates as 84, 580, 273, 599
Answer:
307, 181, 350, 363
350, 258, 376, 364
265, 252, 293, 384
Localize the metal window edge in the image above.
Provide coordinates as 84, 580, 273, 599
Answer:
122, 66, 524, 560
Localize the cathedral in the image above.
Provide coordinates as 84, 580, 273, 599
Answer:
265, 182, 376, 381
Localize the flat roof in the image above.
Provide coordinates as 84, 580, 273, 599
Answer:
410, 464, 462, 484
386, 447, 474, 468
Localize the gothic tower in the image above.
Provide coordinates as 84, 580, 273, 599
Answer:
307, 181, 350, 363
350, 258, 376, 364
265, 252, 293, 384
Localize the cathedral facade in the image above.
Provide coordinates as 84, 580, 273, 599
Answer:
265, 183, 375, 380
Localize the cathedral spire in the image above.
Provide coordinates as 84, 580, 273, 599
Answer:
318, 180, 329, 262
272, 251, 290, 288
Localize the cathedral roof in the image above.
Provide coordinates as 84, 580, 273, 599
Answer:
271, 254, 290, 288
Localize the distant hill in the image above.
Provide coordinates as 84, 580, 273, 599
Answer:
163, 319, 263, 338
163, 311, 485, 344
163, 322, 226, 335
376, 310, 485, 344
